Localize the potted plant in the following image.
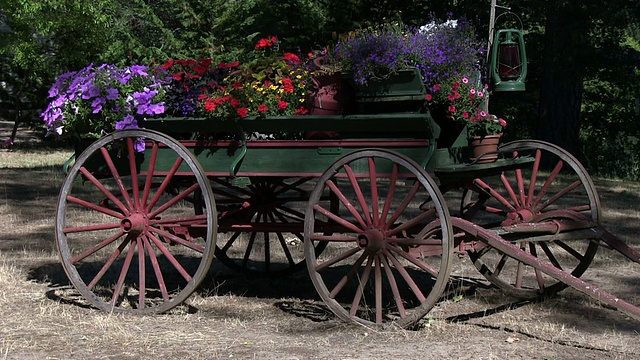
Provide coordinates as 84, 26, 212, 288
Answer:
430, 75, 507, 163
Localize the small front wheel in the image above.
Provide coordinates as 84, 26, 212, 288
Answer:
461, 140, 600, 297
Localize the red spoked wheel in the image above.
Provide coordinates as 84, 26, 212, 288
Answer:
305, 149, 453, 327
212, 177, 334, 276
461, 140, 601, 297
55, 129, 217, 314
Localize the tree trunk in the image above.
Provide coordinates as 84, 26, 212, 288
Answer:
537, 2, 589, 155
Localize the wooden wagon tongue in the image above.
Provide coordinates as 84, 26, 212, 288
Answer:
451, 216, 640, 322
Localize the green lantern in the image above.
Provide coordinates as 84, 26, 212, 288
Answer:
491, 28, 527, 92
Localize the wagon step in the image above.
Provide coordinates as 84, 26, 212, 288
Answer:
451, 217, 640, 322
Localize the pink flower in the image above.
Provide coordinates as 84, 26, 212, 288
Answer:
462, 77, 469, 84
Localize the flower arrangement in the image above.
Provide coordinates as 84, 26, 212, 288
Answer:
332, 26, 410, 84
330, 18, 483, 92
41, 63, 168, 139
158, 58, 239, 117
199, 36, 312, 119
431, 76, 507, 137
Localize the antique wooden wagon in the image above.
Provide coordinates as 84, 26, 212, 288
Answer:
54, 92, 640, 328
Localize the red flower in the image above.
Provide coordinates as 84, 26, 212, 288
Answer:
425, 94, 433, 101
283, 52, 301, 65
230, 98, 241, 108
159, 59, 174, 70
448, 105, 456, 113
198, 93, 208, 101
281, 78, 294, 93
278, 101, 288, 110
204, 98, 216, 112
237, 107, 249, 117
258, 104, 269, 113
172, 72, 183, 81
233, 82, 243, 89
447, 94, 456, 102
463, 112, 471, 119
294, 106, 309, 115
433, 84, 441, 91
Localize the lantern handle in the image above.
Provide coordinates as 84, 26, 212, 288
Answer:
494, 10, 524, 31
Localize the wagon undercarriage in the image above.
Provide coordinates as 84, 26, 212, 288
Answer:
54, 116, 640, 327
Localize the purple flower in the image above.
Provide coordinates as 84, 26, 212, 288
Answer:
91, 97, 106, 114
81, 83, 101, 99
115, 114, 138, 130
106, 88, 119, 100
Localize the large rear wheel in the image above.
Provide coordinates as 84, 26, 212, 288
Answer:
305, 149, 453, 327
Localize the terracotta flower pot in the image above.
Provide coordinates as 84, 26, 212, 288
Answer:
468, 134, 501, 163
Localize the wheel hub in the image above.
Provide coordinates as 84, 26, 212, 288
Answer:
357, 228, 386, 254
120, 212, 148, 234
504, 208, 536, 225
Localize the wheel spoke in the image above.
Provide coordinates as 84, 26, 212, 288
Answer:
532, 160, 563, 207
368, 157, 380, 224
538, 180, 581, 212
374, 256, 382, 324
328, 251, 368, 298
99, 146, 133, 210
526, 149, 542, 207
141, 141, 159, 209
142, 235, 169, 301
79, 167, 130, 215
538, 241, 563, 269
137, 237, 146, 309
66, 195, 126, 219
110, 238, 138, 308
379, 253, 407, 318
148, 226, 205, 253
473, 178, 518, 213
326, 179, 368, 229
500, 173, 520, 208
380, 163, 398, 226
127, 137, 142, 210
147, 232, 193, 282
350, 256, 374, 317
87, 236, 131, 289
528, 242, 546, 290
242, 230, 258, 270
386, 208, 436, 237
387, 245, 439, 278
315, 247, 361, 272
385, 181, 421, 228
148, 183, 200, 219
63, 222, 121, 234
383, 249, 427, 303
553, 240, 585, 260
146, 156, 184, 212
71, 230, 125, 264
344, 164, 372, 226
313, 203, 362, 234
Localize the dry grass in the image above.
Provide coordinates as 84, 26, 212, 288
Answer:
0, 130, 639, 358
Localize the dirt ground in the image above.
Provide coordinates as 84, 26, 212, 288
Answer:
1, 120, 639, 360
